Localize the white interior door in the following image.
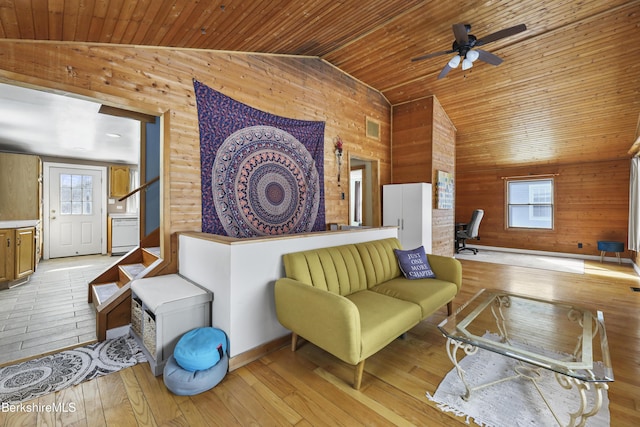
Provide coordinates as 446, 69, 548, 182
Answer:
46, 164, 105, 258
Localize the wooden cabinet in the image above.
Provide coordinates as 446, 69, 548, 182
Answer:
109, 165, 130, 198
0, 226, 36, 283
383, 183, 432, 253
15, 227, 35, 279
0, 153, 40, 221
0, 228, 13, 282
0, 153, 41, 281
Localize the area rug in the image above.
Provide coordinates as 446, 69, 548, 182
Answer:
455, 250, 585, 274
426, 340, 610, 426
0, 336, 146, 405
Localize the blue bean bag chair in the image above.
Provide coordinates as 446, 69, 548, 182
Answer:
174, 327, 229, 371
163, 327, 229, 396
163, 353, 228, 396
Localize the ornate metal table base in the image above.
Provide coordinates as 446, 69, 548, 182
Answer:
445, 338, 608, 427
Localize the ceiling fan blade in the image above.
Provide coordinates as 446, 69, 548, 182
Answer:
411, 50, 454, 62
452, 23, 468, 45
476, 49, 503, 65
437, 64, 453, 79
476, 24, 526, 46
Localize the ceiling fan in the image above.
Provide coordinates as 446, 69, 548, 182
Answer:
412, 23, 526, 79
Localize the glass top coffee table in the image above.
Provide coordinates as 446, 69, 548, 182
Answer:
438, 289, 613, 427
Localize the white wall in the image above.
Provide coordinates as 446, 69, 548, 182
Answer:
178, 227, 398, 357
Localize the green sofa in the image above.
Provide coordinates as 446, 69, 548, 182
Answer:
274, 237, 462, 389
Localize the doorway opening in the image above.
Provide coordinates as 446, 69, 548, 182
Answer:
0, 80, 163, 364
349, 156, 381, 227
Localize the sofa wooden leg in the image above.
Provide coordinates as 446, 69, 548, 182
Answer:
291, 333, 299, 352
353, 360, 365, 390
447, 301, 453, 316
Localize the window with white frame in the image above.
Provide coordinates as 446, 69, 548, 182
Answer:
506, 178, 554, 229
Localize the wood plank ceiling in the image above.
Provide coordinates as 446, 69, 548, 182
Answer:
0, 0, 639, 172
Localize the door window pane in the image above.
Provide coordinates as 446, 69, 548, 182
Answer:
60, 174, 93, 215
72, 201, 82, 214
60, 187, 71, 202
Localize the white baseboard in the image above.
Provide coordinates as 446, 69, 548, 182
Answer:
464, 244, 632, 265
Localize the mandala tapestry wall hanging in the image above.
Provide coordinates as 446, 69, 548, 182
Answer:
194, 80, 325, 237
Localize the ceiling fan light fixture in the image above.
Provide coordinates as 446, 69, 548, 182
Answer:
413, 22, 527, 79
466, 50, 479, 62
448, 55, 461, 68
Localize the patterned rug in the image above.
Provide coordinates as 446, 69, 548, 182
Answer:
426, 337, 610, 426
0, 336, 146, 405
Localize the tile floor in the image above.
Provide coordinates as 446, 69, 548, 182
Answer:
0, 254, 117, 366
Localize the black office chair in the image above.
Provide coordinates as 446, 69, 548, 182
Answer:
456, 209, 484, 254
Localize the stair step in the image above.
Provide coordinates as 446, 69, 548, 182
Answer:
120, 263, 147, 280
144, 246, 161, 257
141, 248, 161, 267
93, 282, 120, 306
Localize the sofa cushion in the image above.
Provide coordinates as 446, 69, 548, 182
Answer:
345, 290, 421, 359
282, 244, 368, 296
371, 278, 458, 318
355, 238, 403, 287
393, 246, 436, 279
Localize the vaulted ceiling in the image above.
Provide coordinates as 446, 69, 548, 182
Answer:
0, 0, 638, 172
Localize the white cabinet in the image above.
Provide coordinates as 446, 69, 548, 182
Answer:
131, 274, 212, 375
383, 183, 432, 253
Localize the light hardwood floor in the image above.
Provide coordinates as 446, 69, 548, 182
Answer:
1, 258, 639, 426
0, 255, 116, 366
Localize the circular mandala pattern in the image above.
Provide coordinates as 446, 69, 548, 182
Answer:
0, 352, 89, 400
212, 125, 320, 237
265, 181, 285, 205
3, 367, 51, 389
0, 336, 145, 405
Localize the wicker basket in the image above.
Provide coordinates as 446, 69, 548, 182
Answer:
143, 310, 157, 356
131, 298, 143, 336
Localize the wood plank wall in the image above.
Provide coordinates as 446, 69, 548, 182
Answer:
456, 159, 630, 257
391, 98, 433, 184
0, 41, 392, 267
430, 97, 456, 256
391, 96, 456, 256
